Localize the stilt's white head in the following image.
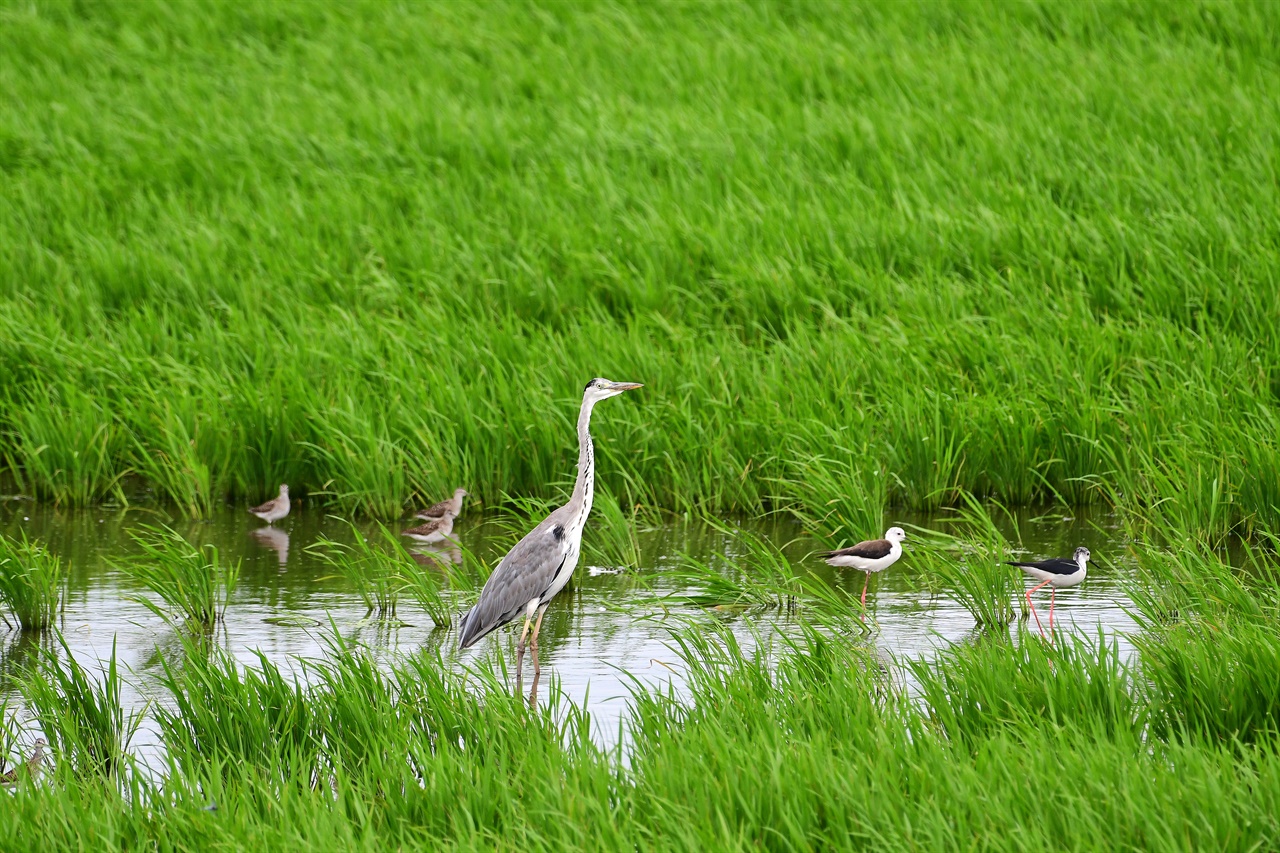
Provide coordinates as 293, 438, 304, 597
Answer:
885, 527, 906, 544
1074, 546, 1091, 565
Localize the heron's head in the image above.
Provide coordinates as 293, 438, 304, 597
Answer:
885, 526, 906, 544
280, 484, 289, 496
1074, 546, 1091, 563
583, 377, 643, 402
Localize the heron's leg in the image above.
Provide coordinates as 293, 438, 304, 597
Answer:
515, 616, 532, 675
1026, 580, 1052, 639
530, 605, 549, 677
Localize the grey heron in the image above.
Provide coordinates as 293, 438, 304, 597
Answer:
416, 488, 469, 520
250, 484, 290, 525
457, 378, 642, 676
402, 510, 456, 544
1007, 547, 1090, 637
822, 527, 906, 607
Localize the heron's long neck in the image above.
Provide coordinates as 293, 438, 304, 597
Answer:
570, 397, 596, 520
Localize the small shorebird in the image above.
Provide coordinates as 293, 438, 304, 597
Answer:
1, 738, 46, 785
458, 378, 642, 678
1008, 547, 1091, 638
416, 488, 469, 521
249, 484, 290, 525
402, 510, 456, 544
823, 527, 907, 608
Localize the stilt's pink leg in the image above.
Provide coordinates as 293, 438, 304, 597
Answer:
1026, 580, 1052, 639
860, 572, 869, 609
1049, 589, 1057, 634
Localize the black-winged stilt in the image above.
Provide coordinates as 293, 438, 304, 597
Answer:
1007, 546, 1090, 638
822, 527, 906, 607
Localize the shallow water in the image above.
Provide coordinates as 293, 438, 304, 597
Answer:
0, 499, 1135, 761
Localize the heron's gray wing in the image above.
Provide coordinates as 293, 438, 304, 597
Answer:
458, 515, 569, 648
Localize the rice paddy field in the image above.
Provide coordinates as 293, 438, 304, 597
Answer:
2, 0, 1280, 849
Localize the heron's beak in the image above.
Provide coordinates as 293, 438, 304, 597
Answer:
609, 382, 643, 392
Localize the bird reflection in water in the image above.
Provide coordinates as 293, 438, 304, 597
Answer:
250, 526, 290, 568
410, 542, 461, 568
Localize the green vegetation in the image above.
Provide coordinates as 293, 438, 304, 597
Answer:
3, 542, 1280, 849
4, 0, 1280, 848
20, 634, 139, 782
119, 525, 239, 627
0, 531, 63, 631
0, 0, 1275, 539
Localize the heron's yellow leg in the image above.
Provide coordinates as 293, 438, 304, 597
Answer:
515, 616, 532, 674
530, 607, 548, 676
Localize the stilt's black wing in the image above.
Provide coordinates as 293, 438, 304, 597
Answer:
825, 539, 893, 560
1005, 558, 1077, 575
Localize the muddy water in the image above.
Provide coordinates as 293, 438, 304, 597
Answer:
0, 499, 1133, 761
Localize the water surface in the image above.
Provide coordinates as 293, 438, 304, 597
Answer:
0, 499, 1135, 760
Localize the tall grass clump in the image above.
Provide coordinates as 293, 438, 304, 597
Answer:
155, 639, 319, 783
1131, 539, 1280, 744
913, 496, 1022, 627
0, 531, 63, 631
308, 521, 409, 619
668, 520, 806, 612
912, 632, 1140, 744
22, 634, 141, 781
120, 525, 239, 628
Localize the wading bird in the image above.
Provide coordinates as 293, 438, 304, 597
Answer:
402, 509, 456, 544
1008, 547, 1090, 638
249, 484, 290, 525
457, 378, 642, 676
822, 527, 906, 608
0, 738, 45, 785
416, 488, 469, 521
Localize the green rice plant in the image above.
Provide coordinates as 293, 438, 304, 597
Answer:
155, 637, 319, 781
0, 0, 1279, 532
1141, 615, 1280, 745
21, 634, 141, 781
916, 495, 1021, 627
120, 525, 239, 628
307, 520, 405, 619
665, 519, 805, 612
0, 382, 128, 507
779, 448, 887, 545
912, 632, 1140, 745
126, 400, 216, 518
0, 531, 64, 631
398, 555, 454, 630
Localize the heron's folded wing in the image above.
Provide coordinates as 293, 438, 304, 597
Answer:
459, 522, 566, 648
